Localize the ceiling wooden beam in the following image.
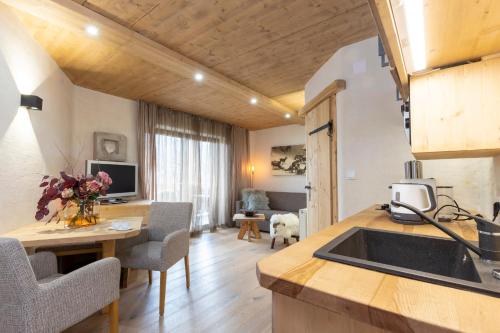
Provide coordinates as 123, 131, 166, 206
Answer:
1, 0, 297, 119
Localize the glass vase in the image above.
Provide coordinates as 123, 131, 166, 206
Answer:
65, 200, 100, 228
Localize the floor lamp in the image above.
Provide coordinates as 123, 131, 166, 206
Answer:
250, 165, 255, 188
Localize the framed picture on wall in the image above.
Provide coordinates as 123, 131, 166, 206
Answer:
271, 145, 306, 176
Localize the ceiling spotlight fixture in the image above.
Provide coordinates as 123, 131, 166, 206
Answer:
250, 97, 258, 105
85, 24, 100, 37
284, 113, 291, 119
194, 72, 204, 82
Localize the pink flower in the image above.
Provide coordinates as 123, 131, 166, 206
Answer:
87, 180, 102, 194
98, 171, 112, 186
61, 188, 74, 199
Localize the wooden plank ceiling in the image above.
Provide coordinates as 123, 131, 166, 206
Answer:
8, 0, 376, 130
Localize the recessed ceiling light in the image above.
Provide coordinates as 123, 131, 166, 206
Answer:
250, 97, 258, 105
285, 113, 291, 119
85, 25, 100, 37
194, 72, 204, 82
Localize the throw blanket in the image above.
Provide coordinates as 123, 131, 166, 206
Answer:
270, 213, 299, 239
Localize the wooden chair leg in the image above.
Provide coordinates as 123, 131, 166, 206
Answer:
159, 271, 167, 316
271, 238, 276, 249
148, 270, 152, 285
184, 255, 190, 289
109, 300, 119, 333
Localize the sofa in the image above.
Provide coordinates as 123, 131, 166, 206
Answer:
235, 191, 307, 232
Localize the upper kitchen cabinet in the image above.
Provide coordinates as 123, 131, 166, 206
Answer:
369, 0, 500, 159
410, 57, 500, 159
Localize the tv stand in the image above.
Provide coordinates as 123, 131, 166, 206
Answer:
97, 199, 152, 224
100, 198, 128, 205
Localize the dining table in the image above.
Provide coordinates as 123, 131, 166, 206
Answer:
0, 216, 143, 258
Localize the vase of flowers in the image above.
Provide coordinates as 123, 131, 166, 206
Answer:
36, 171, 112, 228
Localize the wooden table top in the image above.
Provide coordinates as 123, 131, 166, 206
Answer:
1, 217, 143, 247
257, 206, 500, 333
233, 213, 266, 221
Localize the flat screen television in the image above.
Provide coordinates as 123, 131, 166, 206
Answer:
86, 160, 138, 198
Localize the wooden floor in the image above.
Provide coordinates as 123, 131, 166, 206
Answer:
65, 228, 287, 333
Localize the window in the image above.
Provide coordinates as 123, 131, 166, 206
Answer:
155, 129, 230, 232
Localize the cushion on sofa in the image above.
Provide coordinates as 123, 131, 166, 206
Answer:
240, 188, 254, 209
247, 192, 270, 210
241, 188, 270, 210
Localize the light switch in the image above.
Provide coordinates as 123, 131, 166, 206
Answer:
345, 169, 356, 180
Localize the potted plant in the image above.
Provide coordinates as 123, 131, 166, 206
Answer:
35, 171, 112, 228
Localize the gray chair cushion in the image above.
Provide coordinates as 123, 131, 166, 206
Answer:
38, 274, 64, 284
117, 241, 164, 271
116, 202, 193, 273
148, 202, 193, 241
0, 238, 120, 333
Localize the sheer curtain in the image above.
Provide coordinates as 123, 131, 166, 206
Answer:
138, 101, 231, 233
229, 126, 251, 224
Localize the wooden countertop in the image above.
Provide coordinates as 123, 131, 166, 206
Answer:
257, 207, 500, 333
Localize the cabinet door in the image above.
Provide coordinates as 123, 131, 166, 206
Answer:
410, 57, 500, 159
305, 99, 333, 236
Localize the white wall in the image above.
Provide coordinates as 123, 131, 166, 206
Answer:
249, 125, 306, 193
71, 86, 138, 174
0, 4, 74, 233
0, 6, 139, 233
306, 37, 499, 220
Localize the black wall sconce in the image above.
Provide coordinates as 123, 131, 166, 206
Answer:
20, 94, 43, 111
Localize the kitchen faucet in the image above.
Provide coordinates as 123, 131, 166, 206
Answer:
391, 201, 500, 262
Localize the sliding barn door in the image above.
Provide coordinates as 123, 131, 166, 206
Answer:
305, 97, 338, 237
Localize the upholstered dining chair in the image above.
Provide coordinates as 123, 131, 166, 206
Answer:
116, 202, 193, 316
0, 237, 120, 333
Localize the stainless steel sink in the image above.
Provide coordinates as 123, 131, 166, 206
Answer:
314, 227, 500, 297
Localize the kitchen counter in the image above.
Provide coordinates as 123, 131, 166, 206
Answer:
257, 206, 500, 333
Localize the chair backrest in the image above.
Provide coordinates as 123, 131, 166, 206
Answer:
148, 202, 193, 241
0, 238, 38, 305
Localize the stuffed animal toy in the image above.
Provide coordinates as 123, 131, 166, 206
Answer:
270, 213, 300, 249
